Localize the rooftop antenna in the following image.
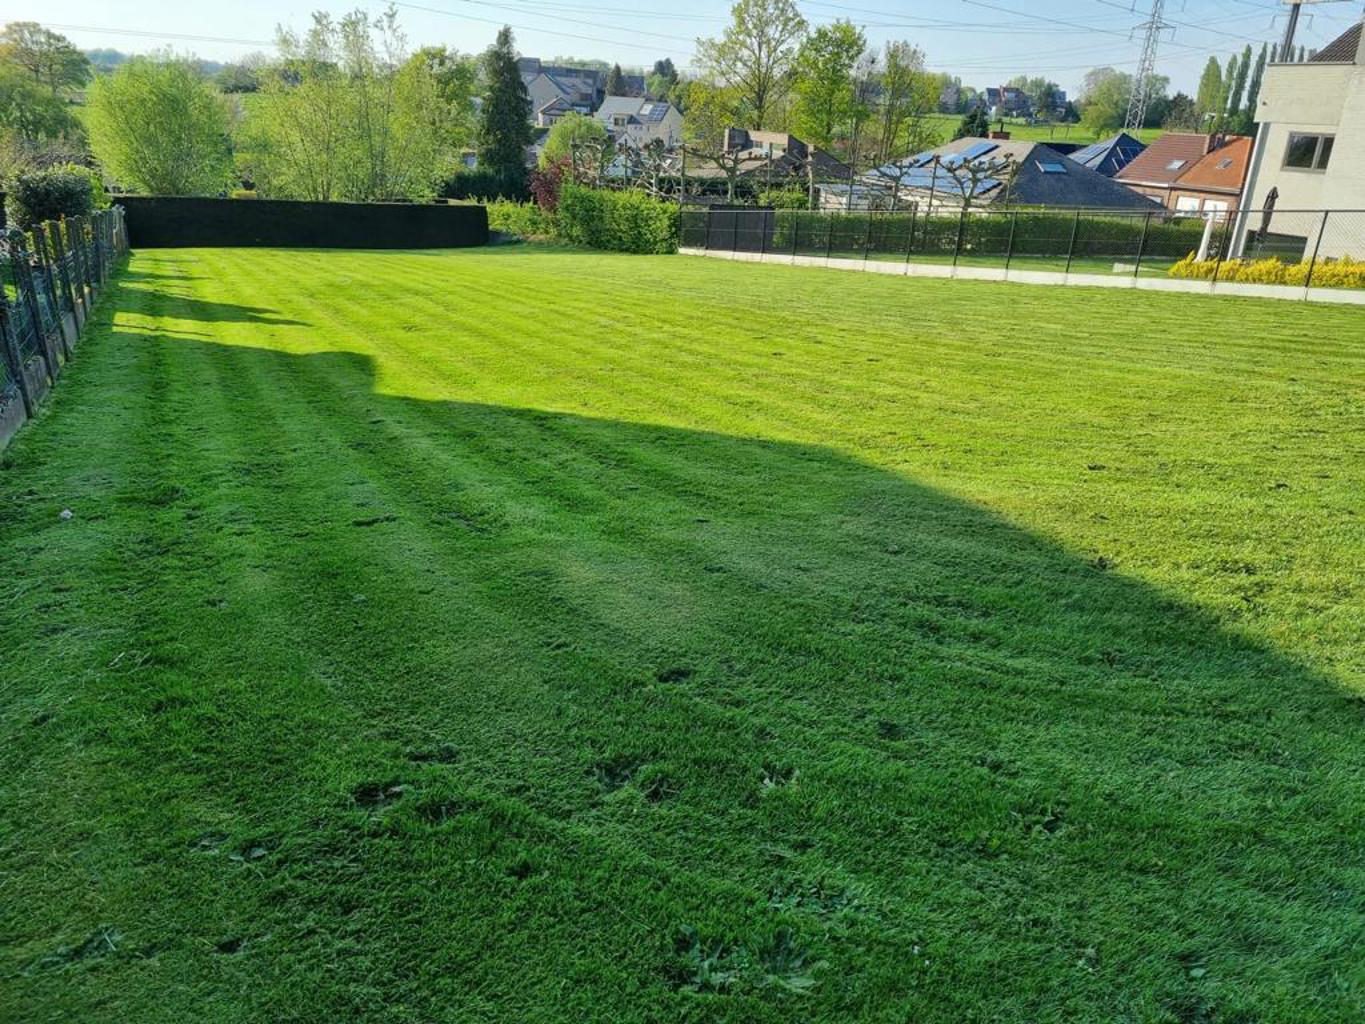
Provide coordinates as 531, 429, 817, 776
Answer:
1124, 0, 1173, 130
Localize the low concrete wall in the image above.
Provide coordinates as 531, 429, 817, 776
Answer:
678, 247, 1365, 306
118, 196, 489, 250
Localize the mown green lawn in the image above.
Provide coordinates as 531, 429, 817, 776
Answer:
2, 245, 1362, 1023
924, 111, 1164, 146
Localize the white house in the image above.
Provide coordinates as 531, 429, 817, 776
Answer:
1234, 21, 1365, 257
594, 97, 683, 148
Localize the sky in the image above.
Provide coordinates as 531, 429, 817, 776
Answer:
8, 0, 1364, 96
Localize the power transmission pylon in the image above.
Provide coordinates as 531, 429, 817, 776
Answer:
1124, 0, 1171, 131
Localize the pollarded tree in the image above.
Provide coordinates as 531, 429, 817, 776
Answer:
695, 0, 807, 129
0, 22, 90, 96
477, 26, 532, 180
87, 56, 231, 195
791, 20, 865, 150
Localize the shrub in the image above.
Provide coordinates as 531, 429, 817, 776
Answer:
757, 186, 810, 210
1168, 252, 1365, 289
487, 200, 555, 239
6, 165, 104, 228
441, 166, 529, 202
557, 185, 678, 254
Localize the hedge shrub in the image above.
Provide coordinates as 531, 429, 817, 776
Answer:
1169, 252, 1365, 289
557, 185, 678, 254
768, 208, 1206, 260
486, 200, 555, 239
7, 166, 106, 228
441, 167, 530, 202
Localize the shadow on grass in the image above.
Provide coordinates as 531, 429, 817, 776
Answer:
115, 270, 311, 325
5, 330, 1361, 1022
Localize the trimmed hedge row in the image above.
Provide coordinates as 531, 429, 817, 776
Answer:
766, 209, 1208, 260
557, 185, 678, 254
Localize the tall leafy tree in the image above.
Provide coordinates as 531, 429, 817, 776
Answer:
538, 111, 607, 168
874, 40, 934, 161
1242, 42, 1267, 126
695, 0, 807, 129
1162, 91, 1200, 130
790, 20, 865, 148
87, 56, 231, 194
605, 63, 627, 96
0, 22, 90, 95
1195, 56, 1224, 128
0, 65, 80, 141
1225, 45, 1251, 120
477, 26, 532, 178
1079, 70, 1132, 135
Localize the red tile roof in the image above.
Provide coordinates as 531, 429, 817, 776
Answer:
1115, 133, 1215, 187
1170, 135, 1253, 194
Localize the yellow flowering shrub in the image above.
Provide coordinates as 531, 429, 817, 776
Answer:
1169, 252, 1365, 289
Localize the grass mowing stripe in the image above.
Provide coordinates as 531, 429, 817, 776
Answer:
2, 246, 1361, 1023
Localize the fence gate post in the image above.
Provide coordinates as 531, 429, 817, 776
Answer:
1134, 210, 1152, 279
1004, 210, 1018, 273
0, 302, 35, 418
952, 208, 967, 267
1304, 210, 1329, 291
1064, 210, 1081, 275
32, 226, 73, 360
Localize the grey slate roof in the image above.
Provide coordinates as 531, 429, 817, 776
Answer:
1068, 132, 1146, 177
1308, 22, 1361, 63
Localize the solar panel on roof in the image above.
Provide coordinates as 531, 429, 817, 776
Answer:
958, 141, 998, 160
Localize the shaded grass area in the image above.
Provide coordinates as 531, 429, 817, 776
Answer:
1, 247, 1363, 1023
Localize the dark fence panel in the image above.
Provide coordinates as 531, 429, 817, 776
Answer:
116, 196, 489, 249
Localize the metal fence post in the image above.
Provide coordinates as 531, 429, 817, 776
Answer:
703, 207, 713, 251
1064, 210, 1081, 275
1304, 210, 1329, 291
32, 226, 71, 360
863, 206, 873, 263
1134, 210, 1152, 279
952, 208, 966, 267
758, 210, 768, 258
0, 303, 35, 418
825, 212, 834, 260
905, 203, 918, 266
1004, 210, 1018, 272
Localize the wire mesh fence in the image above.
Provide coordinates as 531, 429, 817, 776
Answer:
680, 205, 1365, 294
0, 205, 129, 448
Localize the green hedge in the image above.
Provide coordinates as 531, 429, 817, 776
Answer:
557, 185, 678, 254
6, 166, 105, 229
768, 209, 1207, 260
486, 200, 555, 238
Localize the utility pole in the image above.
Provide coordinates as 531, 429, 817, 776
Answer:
1124, 0, 1171, 131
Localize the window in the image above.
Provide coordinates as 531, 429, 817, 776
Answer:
1216, 158, 1233, 170
1283, 133, 1333, 170
1035, 160, 1067, 174
1175, 195, 1202, 212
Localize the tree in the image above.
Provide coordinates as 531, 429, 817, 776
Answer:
1195, 56, 1223, 128
695, 0, 807, 129
477, 26, 532, 179
0, 65, 80, 141
874, 40, 934, 162
405, 46, 478, 154
1162, 91, 1200, 130
651, 58, 677, 83
952, 104, 990, 140
1079, 70, 1132, 135
87, 56, 230, 194
1240, 42, 1267, 131
1081, 66, 1120, 100
0, 22, 90, 95
1226, 45, 1251, 121
539, 111, 607, 168
790, 20, 865, 149
605, 63, 627, 97
1006, 75, 1062, 116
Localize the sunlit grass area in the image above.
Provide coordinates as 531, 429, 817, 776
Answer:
2, 246, 1362, 1022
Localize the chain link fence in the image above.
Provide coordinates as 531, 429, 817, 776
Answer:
681, 205, 1365, 296
1, 206, 129, 449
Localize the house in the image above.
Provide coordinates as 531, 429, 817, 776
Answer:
984, 86, 1031, 119
1233, 21, 1365, 257
722, 130, 850, 177
829, 137, 1155, 211
595, 97, 683, 148
1164, 135, 1254, 217
1068, 132, 1146, 177
534, 96, 575, 128
519, 59, 604, 117
1115, 133, 1251, 213
938, 82, 961, 113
